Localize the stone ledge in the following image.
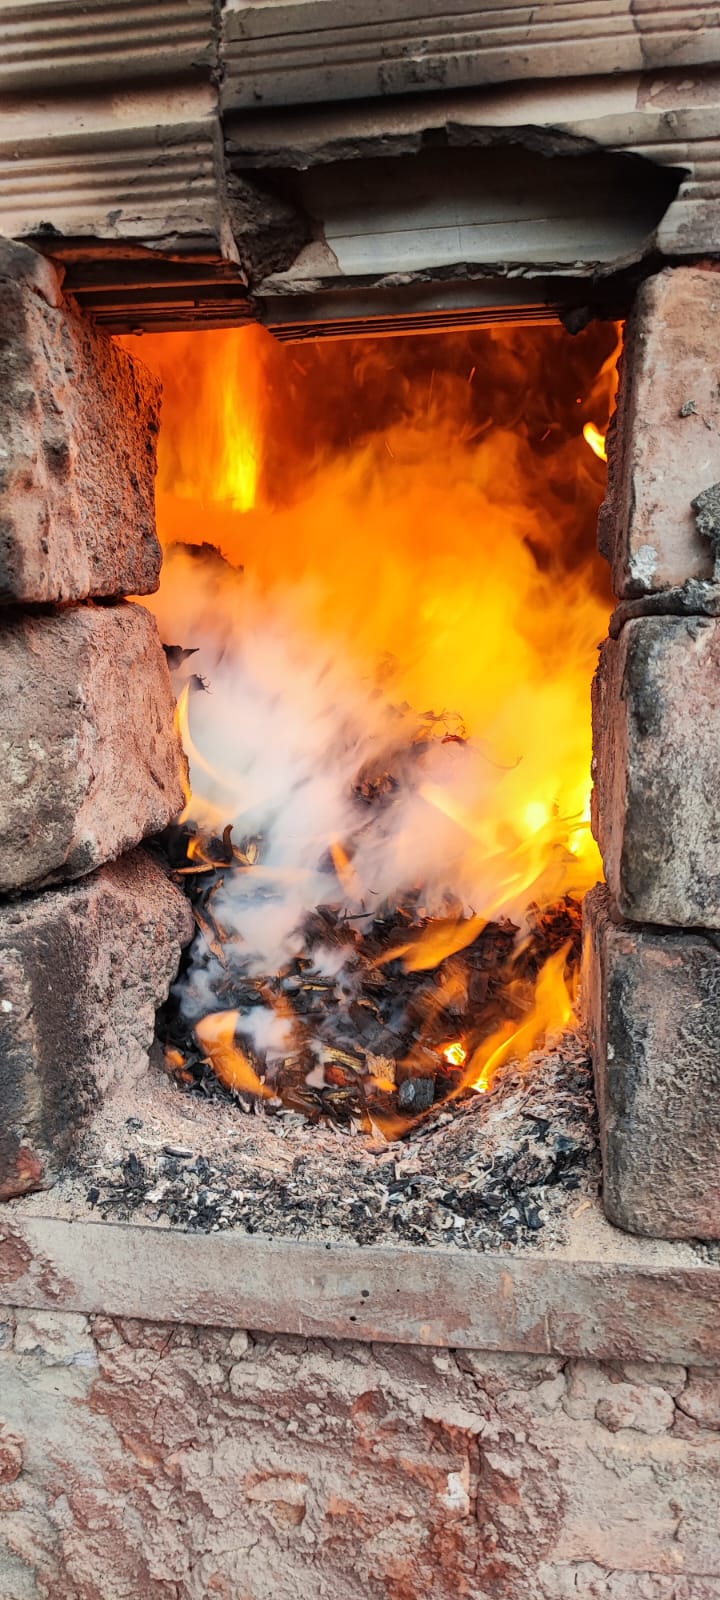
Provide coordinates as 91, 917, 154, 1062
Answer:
1, 1209, 718, 1363
2, 1305, 719, 1598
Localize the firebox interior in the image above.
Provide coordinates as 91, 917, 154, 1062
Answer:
122, 317, 617, 1138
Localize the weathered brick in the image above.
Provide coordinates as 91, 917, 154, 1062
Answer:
592, 613, 720, 925
582, 884, 720, 1240
0, 239, 161, 603
0, 601, 186, 893
0, 850, 193, 1199
599, 266, 720, 595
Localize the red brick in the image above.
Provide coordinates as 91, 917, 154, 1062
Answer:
592, 614, 720, 925
583, 885, 720, 1239
0, 851, 193, 1199
0, 240, 161, 604
0, 601, 186, 893
600, 266, 720, 596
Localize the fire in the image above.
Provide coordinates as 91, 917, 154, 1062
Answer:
467, 941, 576, 1094
194, 1010, 272, 1097
581, 329, 620, 464
583, 422, 607, 461
121, 316, 619, 1118
442, 1041, 467, 1067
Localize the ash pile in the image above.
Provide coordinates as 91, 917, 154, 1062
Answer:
85, 1028, 599, 1251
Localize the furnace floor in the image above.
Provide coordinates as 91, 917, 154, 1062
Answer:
19, 1028, 605, 1253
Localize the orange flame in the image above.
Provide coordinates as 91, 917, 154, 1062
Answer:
581, 326, 620, 464
123, 317, 620, 1098
466, 941, 576, 1094
194, 1010, 272, 1097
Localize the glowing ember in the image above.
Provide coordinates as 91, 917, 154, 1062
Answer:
122, 318, 620, 1122
442, 1041, 467, 1067
583, 421, 608, 461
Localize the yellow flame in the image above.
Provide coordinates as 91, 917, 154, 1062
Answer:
330, 839, 362, 899
221, 382, 258, 512
442, 1041, 467, 1067
118, 325, 265, 518
583, 422, 607, 462
524, 800, 550, 834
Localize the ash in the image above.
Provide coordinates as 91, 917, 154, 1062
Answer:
80, 1027, 599, 1251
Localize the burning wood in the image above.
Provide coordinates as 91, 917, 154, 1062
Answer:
157, 813, 583, 1135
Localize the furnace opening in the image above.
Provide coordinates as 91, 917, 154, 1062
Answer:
123, 319, 618, 1137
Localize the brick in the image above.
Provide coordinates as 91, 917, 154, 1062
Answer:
592, 614, 720, 925
582, 885, 720, 1240
599, 266, 720, 596
622, 1361, 687, 1395
0, 241, 161, 603
0, 601, 187, 893
0, 850, 193, 1199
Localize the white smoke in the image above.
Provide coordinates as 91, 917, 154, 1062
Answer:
172, 576, 486, 987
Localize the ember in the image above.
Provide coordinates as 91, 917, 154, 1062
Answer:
125, 320, 619, 1134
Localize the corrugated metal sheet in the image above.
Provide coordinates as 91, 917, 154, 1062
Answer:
0, 0, 216, 90
0, 85, 244, 326
57, 247, 251, 331
268, 304, 563, 343
222, 0, 720, 112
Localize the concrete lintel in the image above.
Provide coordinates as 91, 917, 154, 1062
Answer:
1, 1213, 719, 1363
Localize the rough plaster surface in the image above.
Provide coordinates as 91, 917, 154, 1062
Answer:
591, 613, 720, 926
0, 601, 187, 894
0, 850, 193, 1200
583, 885, 720, 1240
0, 1309, 719, 1599
599, 265, 720, 597
0, 239, 161, 604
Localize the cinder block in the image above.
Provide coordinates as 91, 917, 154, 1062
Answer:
0, 602, 187, 893
583, 885, 720, 1239
0, 240, 161, 603
0, 850, 193, 1199
592, 614, 720, 925
599, 266, 720, 596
